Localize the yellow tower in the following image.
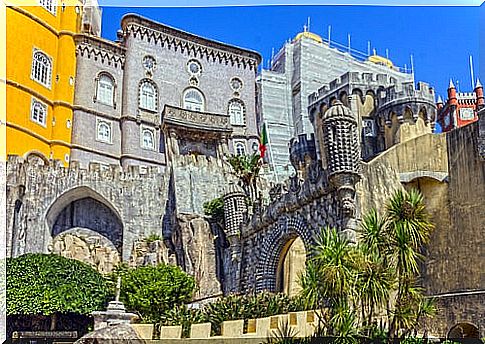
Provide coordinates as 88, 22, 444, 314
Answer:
6, 1, 97, 165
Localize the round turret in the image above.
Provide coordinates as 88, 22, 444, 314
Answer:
223, 183, 247, 237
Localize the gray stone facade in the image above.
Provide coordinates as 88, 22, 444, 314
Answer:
71, 14, 261, 170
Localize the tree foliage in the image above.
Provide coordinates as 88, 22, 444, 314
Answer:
110, 263, 196, 324
7, 253, 111, 316
299, 189, 436, 340
226, 153, 262, 201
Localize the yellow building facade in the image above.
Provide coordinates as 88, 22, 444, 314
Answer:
6, 1, 84, 165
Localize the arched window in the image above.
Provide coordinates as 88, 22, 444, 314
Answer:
39, 0, 57, 14
229, 100, 245, 126
31, 50, 52, 87
183, 88, 205, 112
139, 80, 157, 111
234, 141, 246, 156
96, 73, 115, 106
141, 128, 155, 150
96, 119, 111, 143
30, 98, 47, 126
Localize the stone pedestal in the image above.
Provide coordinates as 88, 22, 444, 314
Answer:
92, 301, 139, 330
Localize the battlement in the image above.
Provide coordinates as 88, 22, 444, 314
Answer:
380, 81, 435, 106
308, 71, 403, 104
308, 71, 434, 108
142, 310, 323, 340
6, 155, 166, 182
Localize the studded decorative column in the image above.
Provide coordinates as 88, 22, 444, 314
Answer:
321, 100, 361, 242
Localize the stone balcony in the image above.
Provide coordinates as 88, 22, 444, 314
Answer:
162, 105, 232, 135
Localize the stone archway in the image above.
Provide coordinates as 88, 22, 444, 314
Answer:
448, 322, 480, 340
46, 186, 124, 253
45, 187, 123, 273
256, 214, 313, 292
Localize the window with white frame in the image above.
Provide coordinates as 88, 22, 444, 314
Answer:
139, 80, 157, 111
141, 128, 155, 150
31, 50, 52, 87
96, 119, 112, 143
96, 73, 115, 106
234, 141, 246, 156
30, 98, 47, 126
229, 100, 245, 125
39, 0, 57, 15
183, 88, 205, 112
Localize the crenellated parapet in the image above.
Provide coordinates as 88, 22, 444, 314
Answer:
308, 71, 437, 157
75, 34, 126, 69
121, 15, 261, 71
377, 81, 436, 125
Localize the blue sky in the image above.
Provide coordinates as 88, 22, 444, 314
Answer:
101, 4, 482, 102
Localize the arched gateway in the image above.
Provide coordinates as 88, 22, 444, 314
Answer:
255, 214, 313, 292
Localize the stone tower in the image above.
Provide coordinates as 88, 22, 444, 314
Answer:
321, 100, 361, 242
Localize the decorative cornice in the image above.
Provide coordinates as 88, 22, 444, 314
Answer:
7, 79, 54, 106
74, 34, 126, 69
7, 122, 71, 148
71, 143, 120, 160
10, 6, 59, 37
120, 154, 165, 166
8, 80, 75, 110
121, 14, 261, 71
73, 105, 120, 122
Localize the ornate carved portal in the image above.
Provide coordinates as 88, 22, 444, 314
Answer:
255, 215, 313, 292
161, 105, 232, 161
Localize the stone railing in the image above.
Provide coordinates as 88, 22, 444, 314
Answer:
136, 310, 322, 341
162, 105, 232, 133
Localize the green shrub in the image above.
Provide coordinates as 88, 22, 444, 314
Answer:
160, 305, 206, 338
203, 197, 225, 223
145, 233, 162, 243
110, 263, 196, 324
7, 253, 111, 316
161, 292, 305, 336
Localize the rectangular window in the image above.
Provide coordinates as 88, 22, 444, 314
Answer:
96, 118, 112, 144
141, 126, 155, 150
30, 98, 47, 127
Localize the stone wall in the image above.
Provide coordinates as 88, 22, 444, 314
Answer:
5, 155, 226, 298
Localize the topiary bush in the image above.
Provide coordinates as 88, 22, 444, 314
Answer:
7, 253, 112, 317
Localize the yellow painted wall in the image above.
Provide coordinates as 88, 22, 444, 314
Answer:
6, 1, 83, 165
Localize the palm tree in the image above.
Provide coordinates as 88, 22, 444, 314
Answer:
299, 189, 435, 340
299, 227, 359, 337
385, 189, 434, 338
226, 153, 262, 201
